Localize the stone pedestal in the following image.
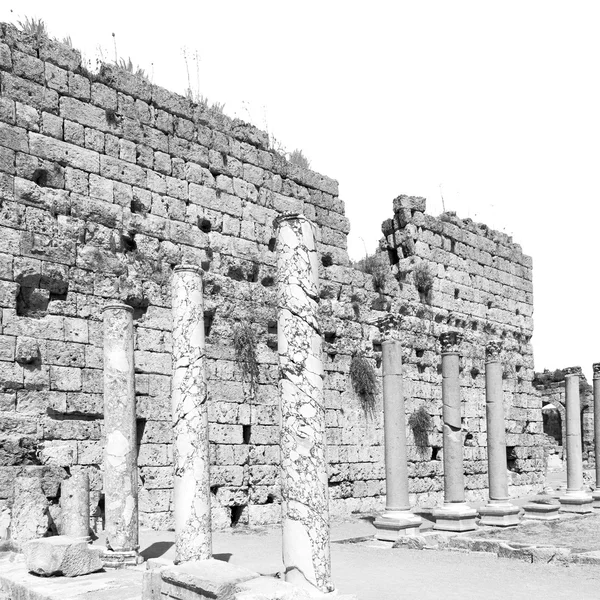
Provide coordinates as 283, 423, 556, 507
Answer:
172, 265, 211, 563
275, 214, 333, 594
372, 315, 421, 540
103, 303, 139, 566
433, 332, 477, 532
522, 503, 560, 521
479, 341, 520, 527
60, 471, 90, 541
593, 363, 600, 509
560, 368, 593, 514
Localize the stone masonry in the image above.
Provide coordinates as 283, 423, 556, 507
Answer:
0, 23, 545, 532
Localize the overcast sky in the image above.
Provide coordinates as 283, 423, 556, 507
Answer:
2, 1, 599, 378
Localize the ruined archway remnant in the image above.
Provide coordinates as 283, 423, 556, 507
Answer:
373, 314, 422, 540
478, 340, 520, 527
559, 368, 593, 514
274, 213, 333, 594
592, 363, 600, 508
433, 331, 477, 531
102, 303, 140, 567
172, 265, 212, 563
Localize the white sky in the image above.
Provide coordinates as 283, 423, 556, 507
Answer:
2, 1, 599, 378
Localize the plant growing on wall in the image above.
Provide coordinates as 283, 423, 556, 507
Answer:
288, 149, 311, 169
233, 322, 259, 398
353, 252, 387, 294
413, 262, 434, 303
349, 352, 378, 416
408, 406, 432, 450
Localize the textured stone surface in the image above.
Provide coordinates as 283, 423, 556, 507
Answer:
275, 214, 333, 594
9, 476, 49, 543
59, 471, 90, 539
23, 535, 103, 576
171, 265, 211, 562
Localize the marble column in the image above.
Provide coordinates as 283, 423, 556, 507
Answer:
593, 363, 600, 508
172, 265, 211, 563
274, 213, 333, 595
373, 314, 421, 540
433, 331, 477, 531
102, 302, 139, 567
560, 367, 593, 513
60, 471, 90, 540
478, 340, 520, 526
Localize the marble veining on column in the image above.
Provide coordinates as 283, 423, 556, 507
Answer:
103, 303, 139, 564
275, 213, 333, 594
172, 265, 211, 563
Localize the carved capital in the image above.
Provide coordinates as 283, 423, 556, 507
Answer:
439, 331, 463, 354
564, 366, 582, 378
485, 339, 503, 363
373, 314, 402, 342
593, 363, 600, 380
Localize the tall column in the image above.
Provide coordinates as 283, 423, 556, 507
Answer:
172, 265, 211, 563
560, 367, 593, 513
593, 363, 600, 508
60, 471, 90, 540
102, 302, 139, 567
478, 340, 520, 526
274, 213, 333, 595
373, 314, 421, 540
433, 331, 476, 531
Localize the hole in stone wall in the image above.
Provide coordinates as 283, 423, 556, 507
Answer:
267, 338, 278, 351
470, 367, 480, 379
125, 297, 149, 321
242, 425, 251, 444
516, 365, 522, 373
210, 485, 219, 495
506, 446, 518, 472
130, 198, 146, 214
199, 218, 212, 233
416, 349, 424, 358
120, 232, 137, 253
268, 238, 276, 252
204, 310, 215, 337
487, 301, 493, 309
321, 254, 333, 267
267, 321, 278, 335
451, 240, 456, 253
434, 314, 443, 323
454, 288, 459, 299
266, 494, 275, 504
227, 266, 245, 281
387, 247, 399, 265
431, 446, 440, 460
247, 262, 260, 283
32, 168, 48, 187
375, 355, 382, 369
230, 505, 245, 527
400, 242, 414, 257
201, 260, 211, 272
324, 332, 336, 344
372, 341, 382, 353
472, 321, 478, 331
516, 309, 520, 316
417, 364, 426, 374
261, 276, 275, 287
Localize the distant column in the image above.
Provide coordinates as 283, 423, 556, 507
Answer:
593, 363, 600, 508
560, 368, 593, 513
102, 302, 139, 568
172, 265, 211, 563
275, 213, 333, 595
433, 331, 476, 531
60, 471, 90, 540
478, 340, 520, 526
373, 314, 421, 540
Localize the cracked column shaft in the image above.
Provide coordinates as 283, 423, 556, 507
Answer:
565, 371, 584, 492
594, 364, 600, 501
60, 471, 90, 540
103, 303, 138, 555
172, 265, 211, 563
275, 213, 333, 594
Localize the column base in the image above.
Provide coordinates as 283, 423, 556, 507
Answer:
478, 502, 521, 527
100, 548, 143, 569
592, 490, 600, 509
432, 503, 477, 532
522, 503, 560, 521
559, 491, 593, 514
373, 510, 422, 541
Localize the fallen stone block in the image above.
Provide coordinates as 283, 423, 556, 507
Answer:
23, 535, 103, 577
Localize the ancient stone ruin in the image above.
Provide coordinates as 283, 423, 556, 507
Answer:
0, 19, 550, 554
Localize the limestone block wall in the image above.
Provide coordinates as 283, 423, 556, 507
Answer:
0, 23, 545, 531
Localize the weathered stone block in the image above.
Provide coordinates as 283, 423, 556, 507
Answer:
9, 476, 48, 543
24, 535, 102, 576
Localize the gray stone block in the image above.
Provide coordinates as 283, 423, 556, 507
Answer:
24, 535, 103, 576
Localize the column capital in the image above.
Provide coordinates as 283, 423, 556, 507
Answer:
564, 366, 582, 378
103, 302, 133, 314
593, 363, 600, 379
273, 211, 313, 231
174, 264, 203, 276
485, 339, 503, 363
439, 331, 463, 354
373, 314, 402, 342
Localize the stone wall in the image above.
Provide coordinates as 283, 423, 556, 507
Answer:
0, 23, 545, 532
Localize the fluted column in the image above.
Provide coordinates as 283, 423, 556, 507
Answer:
60, 471, 90, 540
478, 340, 519, 526
560, 367, 592, 513
172, 265, 211, 563
102, 303, 139, 567
275, 213, 333, 595
433, 331, 476, 531
373, 314, 421, 540
593, 363, 600, 508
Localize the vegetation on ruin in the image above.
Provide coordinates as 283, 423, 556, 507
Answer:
533, 369, 592, 396
408, 406, 432, 450
183, 48, 226, 113
353, 252, 387, 294
233, 322, 260, 397
288, 149, 311, 169
17, 16, 47, 39
349, 352, 378, 416
413, 262, 434, 303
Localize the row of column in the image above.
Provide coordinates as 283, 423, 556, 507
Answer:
99, 214, 333, 593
